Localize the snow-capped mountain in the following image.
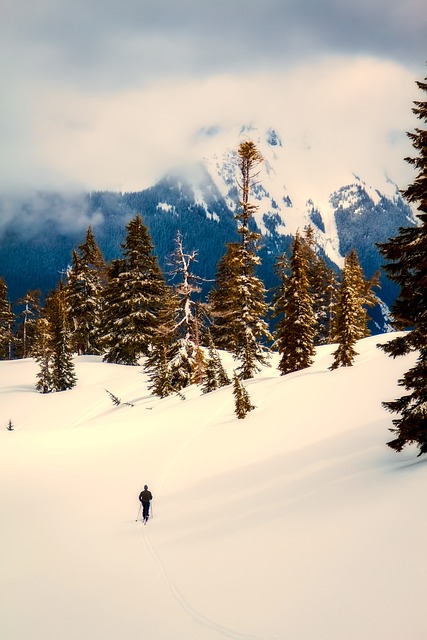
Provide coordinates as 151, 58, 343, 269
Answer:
0, 123, 418, 332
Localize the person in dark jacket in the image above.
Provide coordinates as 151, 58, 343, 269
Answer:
139, 485, 153, 523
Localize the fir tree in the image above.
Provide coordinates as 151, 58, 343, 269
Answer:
330, 250, 379, 370
302, 226, 339, 344
45, 284, 77, 391
0, 277, 14, 360
273, 231, 316, 375
7, 419, 14, 431
144, 286, 182, 397
66, 227, 107, 355
210, 141, 271, 379
33, 318, 54, 393
202, 331, 230, 394
33, 285, 77, 393
377, 70, 427, 455
233, 372, 255, 419
14, 289, 41, 358
102, 215, 167, 365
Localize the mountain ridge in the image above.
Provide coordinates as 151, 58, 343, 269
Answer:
0, 123, 418, 332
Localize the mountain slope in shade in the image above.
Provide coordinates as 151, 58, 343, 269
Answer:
0, 124, 418, 332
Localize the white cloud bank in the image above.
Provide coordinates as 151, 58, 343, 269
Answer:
0, 57, 419, 193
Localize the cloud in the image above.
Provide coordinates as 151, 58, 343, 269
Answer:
0, 1, 424, 193
0, 57, 417, 195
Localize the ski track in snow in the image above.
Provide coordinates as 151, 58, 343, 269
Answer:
140, 525, 268, 640
140, 395, 276, 640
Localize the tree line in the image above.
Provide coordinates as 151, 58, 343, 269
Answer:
0, 142, 379, 390
0, 66, 425, 440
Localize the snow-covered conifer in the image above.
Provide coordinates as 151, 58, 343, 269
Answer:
0, 277, 14, 360
233, 372, 254, 419
202, 331, 230, 394
377, 71, 427, 455
330, 250, 379, 370
210, 141, 271, 379
273, 231, 315, 375
102, 215, 167, 365
14, 289, 41, 358
66, 227, 107, 355
33, 285, 76, 392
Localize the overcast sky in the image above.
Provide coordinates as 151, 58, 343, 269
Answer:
0, 0, 425, 192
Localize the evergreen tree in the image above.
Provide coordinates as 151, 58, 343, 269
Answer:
330, 250, 379, 370
66, 227, 107, 355
45, 284, 77, 391
33, 318, 54, 393
14, 290, 41, 358
302, 226, 339, 344
210, 141, 271, 379
202, 331, 230, 394
33, 285, 77, 392
377, 71, 427, 455
102, 215, 167, 365
144, 286, 182, 397
233, 372, 255, 419
0, 277, 14, 359
273, 231, 316, 375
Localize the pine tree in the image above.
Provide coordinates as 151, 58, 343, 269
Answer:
330, 250, 379, 370
33, 318, 54, 393
377, 70, 427, 455
0, 277, 15, 360
45, 284, 77, 391
14, 289, 41, 358
210, 141, 271, 379
144, 286, 182, 397
66, 227, 107, 355
233, 372, 255, 419
102, 215, 167, 365
33, 285, 77, 392
302, 226, 339, 344
273, 232, 316, 375
202, 331, 230, 394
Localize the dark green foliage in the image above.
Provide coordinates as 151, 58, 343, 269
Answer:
303, 226, 339, 345
14, 289, 41, 358
273, 231, 315, 375
233, 372, 255, 419
33, 318, 54, 393
202, 331, 230, 394
0, 277, 14, 359
7, 419, 14, 431
330, 250, 379, 370
377, 73, 427, 455
66, 227, 107, 355
34, 284, 77, 393
102, 215, 168, 365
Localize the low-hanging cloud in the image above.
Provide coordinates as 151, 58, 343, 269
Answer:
0, 0, 424, 196
1, 57, 416, 195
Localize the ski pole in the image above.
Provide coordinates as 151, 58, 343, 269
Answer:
135, 503, 141, 522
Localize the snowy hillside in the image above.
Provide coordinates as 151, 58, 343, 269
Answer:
1, 333, 425, 640
195, 122, 416, 269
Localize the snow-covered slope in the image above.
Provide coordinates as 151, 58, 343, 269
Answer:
0, 334, 424, 640
193, 122, 416, 269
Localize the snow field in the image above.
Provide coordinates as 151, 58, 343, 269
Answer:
0, 333, 425, 640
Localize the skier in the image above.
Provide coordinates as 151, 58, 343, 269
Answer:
139, 485, 153, 523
